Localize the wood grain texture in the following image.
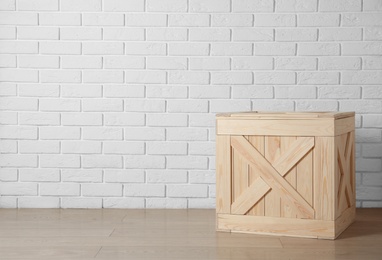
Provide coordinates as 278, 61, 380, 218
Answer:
216, 135, 231, 215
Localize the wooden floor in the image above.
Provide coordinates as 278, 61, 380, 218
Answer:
0, 208, 381, 259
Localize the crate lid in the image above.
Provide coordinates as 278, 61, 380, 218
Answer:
217, 111, 355, 120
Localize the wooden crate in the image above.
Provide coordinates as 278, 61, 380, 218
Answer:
216, 111, 355, 239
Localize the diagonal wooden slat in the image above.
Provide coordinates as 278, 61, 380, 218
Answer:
231, 136, 314, 219
272, 137, 315, 176
231, 177, 270, 215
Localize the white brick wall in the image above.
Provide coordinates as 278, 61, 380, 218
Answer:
0, 0, 381, 209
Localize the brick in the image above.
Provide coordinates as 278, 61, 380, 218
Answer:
104, 113, 145, 126
125, 42, 166, 55
126, 14, 167, 27
0, 69, 38, 82
40, 183, 80, 196
83, 42, 123, 55
357, 158, 381, 172
210, 100, 251, 113
19, 113, 59, 126
211, 72, 252, 85
319, 28, 362, 41
0, 97, 38, 111
255, 14, 296, 27
190, 0, 230, 12
298, 72, 339, 85
363, 86, 382, 99
83, 127, 123, 140
40, 127, 80, 140
0, 0, 15, 10
61, 56, 102, 69
365, 28, 382, 41
61, 198, 102, 208
169, 14, 209, 27
19, 55, 59, 69
104, 0, 144, 12
340, 100, 382, 113
41, 70, 81, 83
233, 0, 274, 12
189, 142, 215, 155
363, 115, 382, 128
147, 57, 187, 70
62, 113, 102, 126
147, 28, 187, 41
147, 114, 188, 127
211, 43, 252, 56
83, 70, 123, 83
103, 141, 144, 155
212, 14, 253, 27
276, 28, 317, 41
83, 13, 124, 26
0, 140, 17, 153
298, 43, 340, 56
169, 71, 209, 84
232, 85, 273, 98
40, 42, 81, 55
82, 184, 122, 197
61, 0, 101, 11
103, 28, 144, 41
124, 184, 165, 197
40, 98, 80, 112
18, 197, 60, 208
233, 28, 273, 42
125, 99, 164, 113
342, 71, 382, 85
167, 100, 208, 113
0, 12, 37, 25
342, 13, 382, 26
105, 56, 145, 69
255, 72, 295, 84
363, 57, 382, 70
190, 85, 230, 99
0, 154, 37, 167
189, 171, 215, 184
275, 86, 316, 99
147, 142, 187, 155
104, 198, 144, 208
276, 0, 317, 12
39, 13, 80, 26
167, 128, 208, 141
0, 183, 38, 196
126, 71, 166, 84
147, 0, 187, 12
0, 27, 15, 39
319, 0, 361, 11
124, 128, 165, 141
61, 169, 103, 183
362, 144, 382, 158
318, 57, 361, 70
233, 57, 273, 70
169, 43, 209, 56
104, 170, 144, 183
19, 169, 60, 182
168, 184, 208, 198
62, 141, 102, 154
190, 28, 230, 42
0, 111, 18, 125
275, 57, 316, 70
0, 83, 16, 96
363, 0, 382, 11
18, 27, 58, 40
61, 27, 101, 40
0, 169, 17, 181
0, 55, 16, 67
0, 41, 38, 54
61, 84, 102, 98
125, 155, 165, 169
147, 85, 187, 99
255, 43, 296, 55
342, 43, 382, 56
104, 85, 145, 98
252, 99, 295, 111
146, 198, 187, 208
296, 100, 338, 111
40, 155, 80, 168
189, 114, 215, 127
82, 155, 122, 169
363, 173, 382, 187
146, 170, 188, 183
318, 86, 361, 99
83, 99, 123, 112
356, 129, 381, 143
298, 14, 340, 26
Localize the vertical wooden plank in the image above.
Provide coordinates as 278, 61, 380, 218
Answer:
216, 135, 231, 214
297, 150, 313, 207
264, 136, 281, 217
349, 131, 356, 206
314, 137, 335, 221
233, 146, 248, 204
247, 135, 265, 216
281, 136, 297, 218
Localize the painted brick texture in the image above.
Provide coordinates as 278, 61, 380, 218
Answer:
0, 0, 381, 209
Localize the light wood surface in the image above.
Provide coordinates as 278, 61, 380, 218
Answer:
0, 208, 381, 259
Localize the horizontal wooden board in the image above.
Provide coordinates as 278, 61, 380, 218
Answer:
217, 111, 355, 120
